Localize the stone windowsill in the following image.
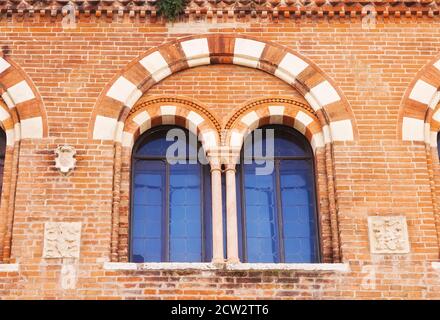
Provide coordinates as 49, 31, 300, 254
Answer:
104, 262, 219, 271
0, 263, 19, 272
432, 262, 440, 270
226, 262, 350, 272
103, 262, 350, 272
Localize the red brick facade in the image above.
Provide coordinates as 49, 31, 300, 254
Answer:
1, 8, 440, 299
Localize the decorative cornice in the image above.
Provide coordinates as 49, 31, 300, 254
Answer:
1, 0, 440, 20
130, 96, 222, 132
225, 97, 313, 130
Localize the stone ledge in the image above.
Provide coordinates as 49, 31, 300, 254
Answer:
0, 263, 19, 272
432, 262, 440, 271
226, 263, 350, 272
103, 262, 220, 271
103, 262, 350, 272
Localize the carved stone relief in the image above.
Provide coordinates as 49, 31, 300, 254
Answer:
43, 222, 82, 258
367, 216, 410, 254
55, 145, 77, 175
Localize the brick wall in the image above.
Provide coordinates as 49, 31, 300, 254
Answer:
0, 15, 440, 299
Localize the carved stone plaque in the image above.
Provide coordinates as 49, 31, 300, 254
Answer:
367, 216, 410, 254
43, 222, 81, 258
55, 145, 77, 175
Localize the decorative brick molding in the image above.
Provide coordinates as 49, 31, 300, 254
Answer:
2, 1, 440, 20
225, 97, 325, 152
90, 34, 357, 143
121, 96, 221, 152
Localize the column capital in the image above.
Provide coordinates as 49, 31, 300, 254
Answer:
207, 146, 241, 167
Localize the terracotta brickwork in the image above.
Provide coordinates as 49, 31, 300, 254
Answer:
0, 14, 440, 299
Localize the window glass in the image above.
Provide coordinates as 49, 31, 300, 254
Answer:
238, 125, 319, 263
131, 126, 211, 263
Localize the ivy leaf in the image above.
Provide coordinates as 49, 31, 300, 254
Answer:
156, 0, 187, 22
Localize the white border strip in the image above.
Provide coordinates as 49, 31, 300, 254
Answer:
104, 262, 350, 272
0, 263, 19, 272
104, 262, 219, 271
226, 263, 350, 272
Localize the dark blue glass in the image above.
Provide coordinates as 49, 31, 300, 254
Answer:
244, 161, 279, 263
132, 160, 165, 262
438, 132, 440, 160
131, 126, 211, 263
280, 160, 318, 263
136, 126, 198, 159
0, 129, 5, 200
239, 125, 318, 263
243, 126, 310, 159
169, 163, 202, 262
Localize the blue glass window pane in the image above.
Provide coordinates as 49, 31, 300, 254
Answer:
136, 126, 199, 159
169, 163, 202, 262
243, 126, 311, 159
136, 129, 176, 157
131, 126, 212, 263
244, 161, 279, 263
239, 125, 319, 263
280, 159, 318, 263
132, 160, 165, 262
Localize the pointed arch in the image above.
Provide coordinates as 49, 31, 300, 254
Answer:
89, 34, 357, 143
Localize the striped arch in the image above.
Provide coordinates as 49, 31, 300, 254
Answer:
430, 103, 440, 147
121, 96, 220, 151
225, 98, 325, 152
399, 54, 440, 144
0, 56, 47, 144
90, 34, 356, 142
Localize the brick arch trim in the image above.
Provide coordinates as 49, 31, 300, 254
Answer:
121, 96, 221, 151
430, 104, 440, 147
225, 97, 325, 153
399, 54, 440, 145
90, 34, 357, 142
0, 56, 47, 144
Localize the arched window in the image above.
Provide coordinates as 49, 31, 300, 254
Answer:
438, 132, 440, 159
0, 129, 6, 198
130, 126, 212, 263
237, 125, 319, 263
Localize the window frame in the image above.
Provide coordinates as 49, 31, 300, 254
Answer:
0, 128, 6, 202
237, 125, 322, 263
129, 125, 212, 263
